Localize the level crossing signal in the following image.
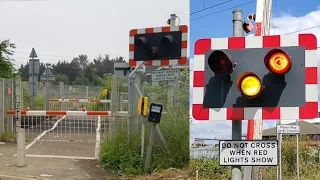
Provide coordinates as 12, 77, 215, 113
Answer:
129, 25, 188, 67
192, 34, 318, 121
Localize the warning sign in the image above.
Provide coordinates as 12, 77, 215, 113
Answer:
219, 140, 278, 166
151, 69, 180, 82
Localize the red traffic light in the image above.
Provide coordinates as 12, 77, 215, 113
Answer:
208, 50, 234, 75
264, 49, 291, 74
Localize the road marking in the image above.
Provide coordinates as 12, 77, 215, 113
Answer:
24, 154, 96, 159
0, 172, 52, 180
25, 116, 66, 150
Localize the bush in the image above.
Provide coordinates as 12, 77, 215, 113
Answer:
262, 137, 320, 180
189, 158, 230, 180
22, 81, 44, 109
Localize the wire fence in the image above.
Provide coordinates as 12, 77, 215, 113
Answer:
126, 65, 189, 158
128, 68, 187, 126
190, 147, 219, 159
0, 78, 20, 139
0, 67, 189, 151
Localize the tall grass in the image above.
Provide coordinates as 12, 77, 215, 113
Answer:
189, 138, 320, 180
100, 103, 189, 176
100, 69, 189, 176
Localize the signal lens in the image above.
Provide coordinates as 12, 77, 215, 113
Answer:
266, 50, 291, 74
237, 72, 262, 98
208, 50, 234, 75
135, 37, 147, 47
151, 47, 158, 54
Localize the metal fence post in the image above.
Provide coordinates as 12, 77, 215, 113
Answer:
119, 92, 124, 111
44, 81, 49, 110
15, 75, 22, 131
20, 80, 24, 110
128, 62, 144, 142
86, 86, 89, 99
15, 75, 26, 167
167, 81, 174, 107
128, 74, 135, 142
0, 79, 4, 135
9, 79, 14, 132
110, 75, 118, 141
59, 81, 64, 110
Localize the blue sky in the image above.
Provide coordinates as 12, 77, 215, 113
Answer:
189, 0, 320, 141
190, 0, 320, 54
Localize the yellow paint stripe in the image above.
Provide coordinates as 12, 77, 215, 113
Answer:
0, 172, 52, 180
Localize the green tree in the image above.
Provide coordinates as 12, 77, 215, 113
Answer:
55, 74, 70, 84
73, 76, 89, 85
0, 40, 16, 78
17, 53, 127, 85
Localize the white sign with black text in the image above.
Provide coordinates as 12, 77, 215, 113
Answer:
277, 125, 300, 134
219, 140, 278, 166
151, 69, 180, 82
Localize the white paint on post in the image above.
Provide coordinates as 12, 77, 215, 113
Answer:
16, 128, 26, 167
94, 116, 101, 159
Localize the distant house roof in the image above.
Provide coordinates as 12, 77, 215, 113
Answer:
262, 121, 320, 137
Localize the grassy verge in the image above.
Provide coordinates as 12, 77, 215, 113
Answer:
100, 69, 189, 176
189, 138, 320, 180
0, 131, 15, 142
100, 104, 189, 176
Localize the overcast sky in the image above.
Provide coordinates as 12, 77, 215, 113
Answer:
0, 0, 189, 68
190, 8, 320, 141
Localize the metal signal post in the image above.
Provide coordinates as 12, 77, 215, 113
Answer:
231, 9, 244, 180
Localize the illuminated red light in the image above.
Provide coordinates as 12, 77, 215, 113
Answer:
265, 50, 291, 74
